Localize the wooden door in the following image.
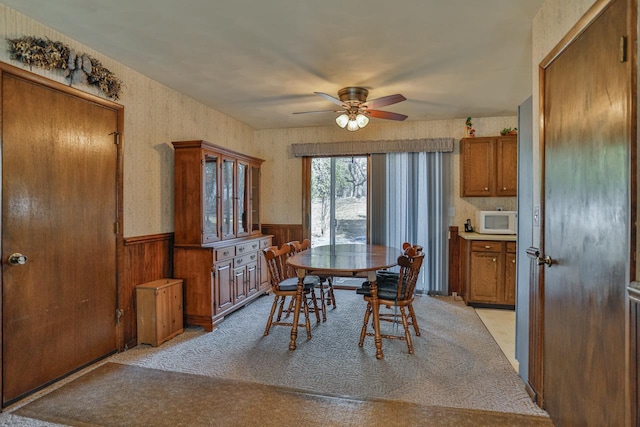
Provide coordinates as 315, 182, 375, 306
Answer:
214, 260, 233, 313
541, 0, 631, 424
233, 266, 247, 303
461, 138, 493, 196
2, 73, 119, 405
496, 137, 517, 196
504, 252, 516, 305
469, 251, 502, 302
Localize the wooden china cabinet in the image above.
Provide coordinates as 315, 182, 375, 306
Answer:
172, 140, 272, 331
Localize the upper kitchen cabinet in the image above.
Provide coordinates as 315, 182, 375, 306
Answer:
173, 140, 264, 246
460, 136, 517, 197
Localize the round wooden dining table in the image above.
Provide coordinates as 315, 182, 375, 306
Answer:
286, 244, 401, 359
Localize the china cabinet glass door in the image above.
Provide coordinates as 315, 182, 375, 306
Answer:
251, 165, 260, 233
236, 161, 249, 237
221, 158, 235, 239
202, 154, 220, 242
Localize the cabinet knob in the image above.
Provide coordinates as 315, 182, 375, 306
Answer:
484, 187, 488, 191
237, 258, 243, 264
238, 247, 244, 252
503, 187, 507, 190
484, 245, 491, 249
512, 259, 516, 264
492, 258, 496, 262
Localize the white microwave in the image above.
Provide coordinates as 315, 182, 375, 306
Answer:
476, 210, 517, 235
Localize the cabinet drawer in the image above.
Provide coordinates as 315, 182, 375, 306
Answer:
215, 245, 236, 261
235, 252, 259, 268
471, 241, 502, 252
506, 242, 516, 253
237, 240, 260, 255
260, 237, 272, 249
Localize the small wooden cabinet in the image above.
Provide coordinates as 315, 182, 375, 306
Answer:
136, 279, 184, 347
460, 136, 517, 197
461, 238, 516, 307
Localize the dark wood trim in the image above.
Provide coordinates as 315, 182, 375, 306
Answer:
448, 226, 460, 296
627, 1, 639, 425
302, 157, 311, 240
122, 233, 174, 349
261, 224, 303, 248
526, 246, 544, 408
124, 232, 175, 245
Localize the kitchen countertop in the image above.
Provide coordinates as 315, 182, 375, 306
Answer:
459, 232, 517, 242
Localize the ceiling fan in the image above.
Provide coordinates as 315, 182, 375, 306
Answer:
294, 87, 408, 131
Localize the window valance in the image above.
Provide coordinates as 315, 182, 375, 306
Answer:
290, 138, 454, 157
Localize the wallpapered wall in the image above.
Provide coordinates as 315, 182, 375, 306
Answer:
530, 0, 598, 247
0, 5, 254, 238
254, 116, 518, 228
0, 4, 520, 237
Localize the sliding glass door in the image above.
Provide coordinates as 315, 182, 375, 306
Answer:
309, 156, 368, 248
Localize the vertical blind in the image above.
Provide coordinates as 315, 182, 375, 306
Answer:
370, 152, 451, 295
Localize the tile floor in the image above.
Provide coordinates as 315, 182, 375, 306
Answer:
475, 308, 518, 372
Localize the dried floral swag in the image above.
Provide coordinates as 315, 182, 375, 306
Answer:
7, 36, 123, 100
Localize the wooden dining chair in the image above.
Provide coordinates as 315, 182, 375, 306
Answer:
289, 239, 336, 322
262, 244, 315, 338
284, 240, 325, 322
357, 246, 425, 354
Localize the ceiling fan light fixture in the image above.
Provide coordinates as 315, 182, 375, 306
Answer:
335, 113, 349, 128
355, 113, 369, 128
346, 119, 360, 132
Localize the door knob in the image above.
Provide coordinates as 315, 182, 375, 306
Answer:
537, 254, 553, 267
8, 253, 28, 265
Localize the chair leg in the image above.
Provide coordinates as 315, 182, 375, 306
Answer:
408, 303, 420, 336
358, 302, 372, 347
319, 285, 327, 322
264, 295, 280, 336
302, 295, 312, 339
309, 288, 321, 323
400, 306, 414, 354
276, 296, 287, 321
284, 297, 295, 318
328, 278, 336, 308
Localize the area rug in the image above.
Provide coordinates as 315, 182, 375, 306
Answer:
13, 362, 552, 427
106, 290, 546, 417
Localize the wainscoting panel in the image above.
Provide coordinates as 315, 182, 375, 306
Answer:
261, 224, 302, 248
122, 233, 174, 349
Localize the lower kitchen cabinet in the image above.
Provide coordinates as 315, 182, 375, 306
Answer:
461, 238, 516, 307
174, 235, 272, 331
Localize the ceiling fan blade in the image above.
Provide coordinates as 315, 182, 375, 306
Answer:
362, 94, 406, 109
293, 109, 344, 115
367, 110, 408, 121
314, 91, 345, 106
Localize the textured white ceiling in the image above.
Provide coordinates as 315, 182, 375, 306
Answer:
1, 0, 544, 129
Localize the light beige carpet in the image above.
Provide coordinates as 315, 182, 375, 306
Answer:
108, 290, 546, 417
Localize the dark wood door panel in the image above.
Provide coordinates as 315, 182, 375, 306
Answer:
2, 73, 118, 404
542, 0, 630, 424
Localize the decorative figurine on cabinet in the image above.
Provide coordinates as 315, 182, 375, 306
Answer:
465, 117, 476, 137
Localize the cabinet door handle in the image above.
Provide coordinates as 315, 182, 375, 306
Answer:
252, 244, 258, 249
492, 258, 496, 262
238, 247, 244, 252
484, 187, 488, 191
503, 187, 507, 190
512, 259, 516, 264
237, 258, 243, 264
250, 254, 256, 260
484, 245, 491, 249
223, 251, 229, 256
